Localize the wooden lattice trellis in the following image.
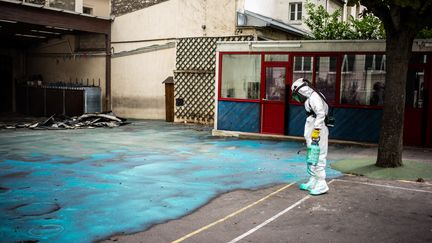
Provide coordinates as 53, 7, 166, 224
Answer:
174, 36, 253, 124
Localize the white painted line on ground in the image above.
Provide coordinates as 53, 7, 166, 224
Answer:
334, 179, 432, 194
227, 194, 310, 243
172, 183, 295, 243
227, 180, 336, 243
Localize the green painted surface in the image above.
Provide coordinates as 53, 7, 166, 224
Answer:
331, 159, 432, 180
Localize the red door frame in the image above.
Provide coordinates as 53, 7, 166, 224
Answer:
405, 56, 431, 147
260, 57, 291, 134
404, 66, 426, 146
425, 54, 432, 147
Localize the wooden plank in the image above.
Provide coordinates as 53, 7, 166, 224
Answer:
217, 101, 260, 133
165, 83, 174, 122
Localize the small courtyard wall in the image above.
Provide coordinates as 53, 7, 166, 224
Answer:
111, 44, 176, 119
110, 0, 242, 120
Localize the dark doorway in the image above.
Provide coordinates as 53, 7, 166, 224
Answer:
0, 55, 13, 112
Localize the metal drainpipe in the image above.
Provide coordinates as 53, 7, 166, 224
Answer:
105, 33, 111, 111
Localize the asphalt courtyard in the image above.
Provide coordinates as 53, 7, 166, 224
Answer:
1, 119, 431, 242
103, 176, 432, 243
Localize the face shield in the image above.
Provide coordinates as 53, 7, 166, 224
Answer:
292, 83, 308, 103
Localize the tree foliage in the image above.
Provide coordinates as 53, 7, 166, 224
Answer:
417, 27, 432, 39
304, 3, 352, 39
350, 13, 385, 39
305, 2, 385, 40
347, 0, 432, 36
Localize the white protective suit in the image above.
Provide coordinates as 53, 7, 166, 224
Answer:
291, 78, 329, 195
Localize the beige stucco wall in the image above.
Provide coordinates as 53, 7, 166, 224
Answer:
83, 0, 111, 17
112, 0, 238, 41
26, 35, 107, 109
111, 46, 176, 119
26, 57, 106, 89
111, 0, 241, 119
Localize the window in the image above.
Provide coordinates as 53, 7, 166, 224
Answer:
342, 55, 355, 72
340, 54, 386, 106
49, 0, 75, 11
290, 3, 302, 21
409, 54, 427, 65
266, 67, 286, 101
365, 54, 386, 71
221, 54, 261, 100
83, 6, 93, 15
406, 69, 425, 108
293, 56, 313, 82
315, 56, 337, 103
265, 54, 289, 62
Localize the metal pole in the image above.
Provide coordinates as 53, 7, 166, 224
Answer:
105, 33, 112, 111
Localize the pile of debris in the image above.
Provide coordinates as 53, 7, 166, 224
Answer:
0, 112, 129, 130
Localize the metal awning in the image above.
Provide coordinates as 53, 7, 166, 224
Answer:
237, 10, 310, 37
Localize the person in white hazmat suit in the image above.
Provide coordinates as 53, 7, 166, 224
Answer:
291, 78, 329, 195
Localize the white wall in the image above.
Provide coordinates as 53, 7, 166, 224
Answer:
111, 0, 240, 119
244, 0, 344, 32
112, 0, 238, 41
111, 47, 175, 119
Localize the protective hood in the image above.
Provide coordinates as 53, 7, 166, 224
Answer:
291, 78, 314, 98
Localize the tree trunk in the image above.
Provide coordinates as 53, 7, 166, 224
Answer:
376, 32, 414, 168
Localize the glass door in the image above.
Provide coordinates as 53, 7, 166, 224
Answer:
261, 65, 287, 134
404, 68, 426, 146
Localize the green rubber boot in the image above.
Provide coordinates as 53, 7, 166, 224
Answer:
299, 177, 317, 191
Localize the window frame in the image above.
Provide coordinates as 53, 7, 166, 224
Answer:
338, 52, 387, 109
290, 54, 340, 105
218, 52, 263, 103
83, 6, 93, 15
289, 2, 303, 21
218, 51, 428, 110
289, 52, 387, 109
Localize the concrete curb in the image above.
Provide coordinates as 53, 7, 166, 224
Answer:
212, 129, 378, 148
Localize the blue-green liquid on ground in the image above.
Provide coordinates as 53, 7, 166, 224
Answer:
0, 121, 341, 242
